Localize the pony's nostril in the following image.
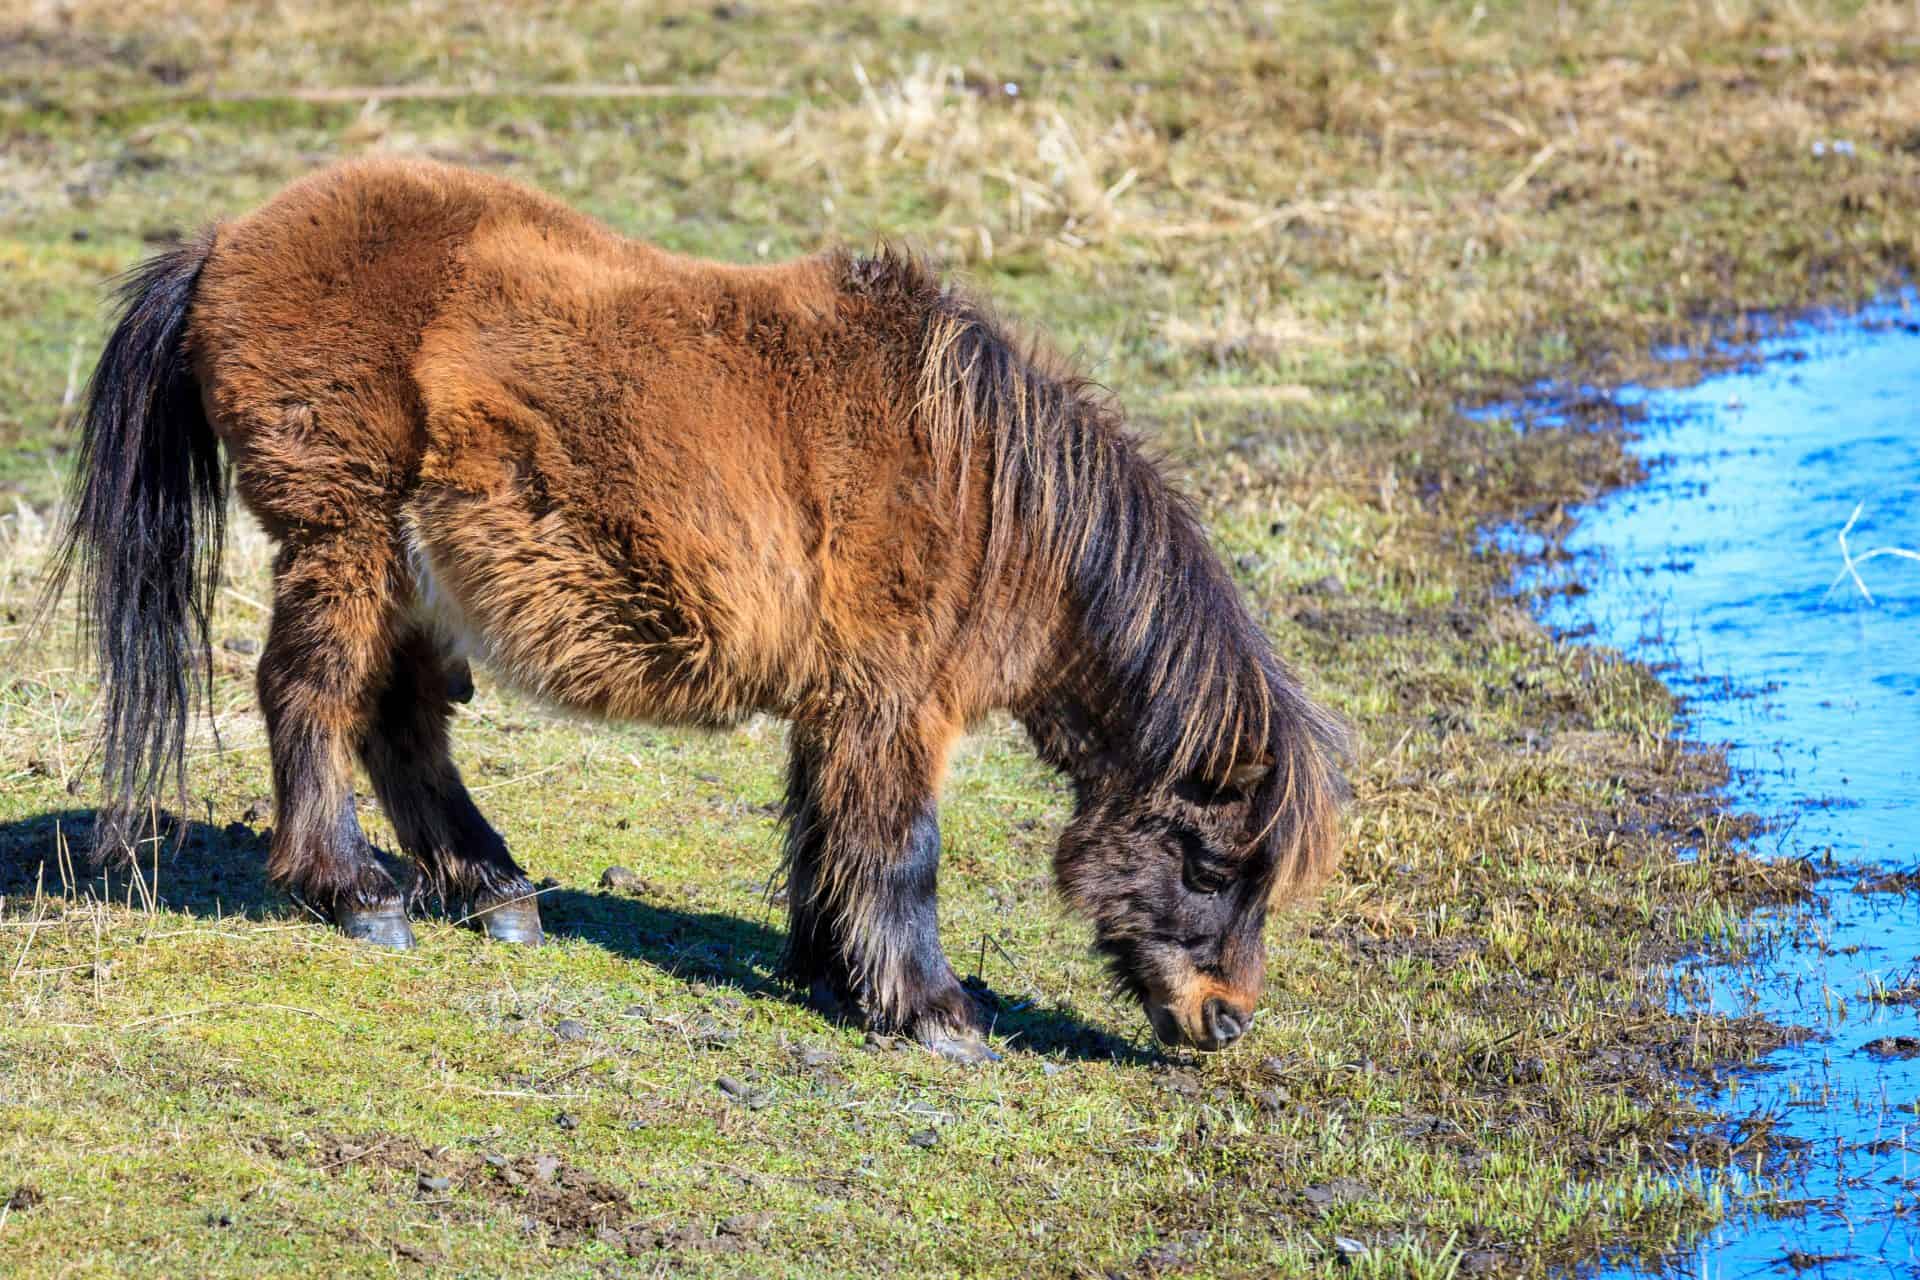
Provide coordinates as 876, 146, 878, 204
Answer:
1203, 997, 1246, 1047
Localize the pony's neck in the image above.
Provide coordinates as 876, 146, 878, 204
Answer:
837, 244, 1270, 788
1015, 663, 1110, 791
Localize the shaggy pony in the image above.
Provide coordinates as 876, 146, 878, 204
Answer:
43, 158, 1346, 1058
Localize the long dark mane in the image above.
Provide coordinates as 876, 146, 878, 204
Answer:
842, 247, 1348, 898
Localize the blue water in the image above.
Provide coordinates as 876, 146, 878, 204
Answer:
1507, 296, 1920, 1276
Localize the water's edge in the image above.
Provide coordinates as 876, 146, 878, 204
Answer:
1501, 295, 1920, 1277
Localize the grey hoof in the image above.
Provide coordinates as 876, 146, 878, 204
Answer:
920, 1032, 1002, 1065
472, 895, 544, 945
336, 903, 414, 949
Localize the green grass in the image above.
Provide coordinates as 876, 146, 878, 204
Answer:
3, 0, 1916, 1275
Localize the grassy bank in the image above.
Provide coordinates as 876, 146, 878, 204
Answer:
3, 2, 1917, 1275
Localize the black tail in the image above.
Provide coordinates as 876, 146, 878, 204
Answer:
35, 233, 225, 857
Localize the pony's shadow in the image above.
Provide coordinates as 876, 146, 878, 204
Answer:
0, 808, 1152, 1064
0, 808, 286, 919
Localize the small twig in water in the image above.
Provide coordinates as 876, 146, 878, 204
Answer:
1825, 502, 1920, 605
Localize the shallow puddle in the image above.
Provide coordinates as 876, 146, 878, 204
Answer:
1510, 296, 1920, 1276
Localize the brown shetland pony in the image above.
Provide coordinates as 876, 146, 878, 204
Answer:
42, 158, 1346, 1058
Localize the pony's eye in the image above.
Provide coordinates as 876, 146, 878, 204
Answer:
1170, 824, 1232, 894
1184, 855, 1232, 895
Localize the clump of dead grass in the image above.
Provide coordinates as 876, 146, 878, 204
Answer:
1157, 298, 1337, 368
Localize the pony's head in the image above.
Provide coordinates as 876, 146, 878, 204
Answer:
1047, 727, 1340, 1050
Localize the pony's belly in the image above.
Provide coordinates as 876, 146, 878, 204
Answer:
402, 493, 805, 729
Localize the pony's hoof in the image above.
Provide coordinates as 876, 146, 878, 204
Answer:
336, 903, 414, 949
472, 895, 544, 945
806, 979, 851, 1020
919, 1031, 1002, 1065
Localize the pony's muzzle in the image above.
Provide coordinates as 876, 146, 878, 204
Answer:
1145, 990, 1254, 1052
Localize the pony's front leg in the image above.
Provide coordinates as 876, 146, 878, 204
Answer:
780, 721, 996, 1063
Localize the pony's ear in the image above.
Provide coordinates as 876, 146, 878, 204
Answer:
1222, 754, 1273, 793
1173, 753, 1273, 806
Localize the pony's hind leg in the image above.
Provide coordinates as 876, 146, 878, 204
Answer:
782, 713, 994, 1063
258, 534, 412, 947
358, 626, 542, 943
